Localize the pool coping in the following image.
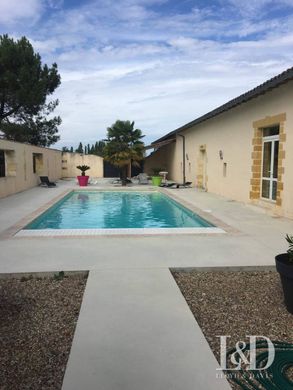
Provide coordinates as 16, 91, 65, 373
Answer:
16, 227, 225, 237
4, 187, 234, 238
158, 188, 237, 234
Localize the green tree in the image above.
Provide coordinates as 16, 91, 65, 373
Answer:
103, 120, 144, 185
94, 140, 105, 157
0, 35, 61, 146
70, 146, 73, 153
76, 142, 83, 153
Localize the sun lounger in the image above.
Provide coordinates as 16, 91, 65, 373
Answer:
39, 176, 56, 187
168, 181, 192, 188
160, 182, 176, 187
111, 178, 132, 185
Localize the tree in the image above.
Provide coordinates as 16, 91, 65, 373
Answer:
94, 140, 106, 157
76, 142, 83, 153
103, 120, 145, 185
0, 35, 61, 146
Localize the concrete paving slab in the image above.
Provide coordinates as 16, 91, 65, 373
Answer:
0, 181, 292, 390
62, 269, 231, 390
0, 234, 276, 274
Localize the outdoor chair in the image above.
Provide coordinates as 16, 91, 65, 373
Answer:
168, 182, 192, 188
137, 173, 149, 184
160, 182, 176, 187
111, 178, 132, 185
39, 176, 57, 187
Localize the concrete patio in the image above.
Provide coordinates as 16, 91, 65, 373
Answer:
0, 178, 292, 389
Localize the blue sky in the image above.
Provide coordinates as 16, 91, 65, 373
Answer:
0, 0, 292, 148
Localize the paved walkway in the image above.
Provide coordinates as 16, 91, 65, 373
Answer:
0, 179, 292, 389
62, 269, 230, 390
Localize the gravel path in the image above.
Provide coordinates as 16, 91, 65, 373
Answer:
172, 269, 293, 389
0, 273, 87, 390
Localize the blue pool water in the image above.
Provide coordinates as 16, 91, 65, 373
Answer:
25, 191, 214, 229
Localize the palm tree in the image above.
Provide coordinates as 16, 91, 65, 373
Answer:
103, 120, 145, 186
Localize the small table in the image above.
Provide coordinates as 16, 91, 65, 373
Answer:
159, 171, 168, 184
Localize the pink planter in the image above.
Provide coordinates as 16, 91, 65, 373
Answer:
77, 176, 89, 186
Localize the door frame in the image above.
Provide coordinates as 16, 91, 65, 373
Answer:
261, 134, 279, 202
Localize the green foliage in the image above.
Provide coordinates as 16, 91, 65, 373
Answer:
152, 168, 163, 176
62, 146, 74, 153
64, 140, 105, 156
54, 271, 65, 280
103, 120, 144, 185
1, 111, 61, 147
0, 34, 61, 146
76, 142, 83, 153
20, 274, 33, 282
94, 141, 106, 157
76, 165, 90, 176
285, 234, 293, 262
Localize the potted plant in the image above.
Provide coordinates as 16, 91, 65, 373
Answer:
76, 165, 90, 186
275, 234, 293, 314
151, 168, 163, 186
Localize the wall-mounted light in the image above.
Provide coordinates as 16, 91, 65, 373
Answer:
219, 150, 223, 160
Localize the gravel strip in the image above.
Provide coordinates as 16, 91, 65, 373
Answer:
172, 269, 293, 389
0, 273, 87, 390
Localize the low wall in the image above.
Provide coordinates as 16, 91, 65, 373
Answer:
144, 141, 177, 181
0, 141, 104, 199
61, 152, 103, 178
0, 139, 62, 198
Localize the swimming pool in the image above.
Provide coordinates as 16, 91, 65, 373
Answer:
24, 191, 214, 230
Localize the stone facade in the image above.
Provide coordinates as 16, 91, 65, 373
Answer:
250, 113, 286, 207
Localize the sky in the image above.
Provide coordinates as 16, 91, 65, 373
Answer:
0, 0, 292, 149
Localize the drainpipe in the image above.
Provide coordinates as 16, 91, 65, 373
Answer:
178, 134, 186, 185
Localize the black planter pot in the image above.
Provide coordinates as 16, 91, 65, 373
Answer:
275, 253, 293, 314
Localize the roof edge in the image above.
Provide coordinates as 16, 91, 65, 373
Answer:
153, 66, 293, 144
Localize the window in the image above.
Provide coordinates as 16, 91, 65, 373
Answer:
32, 153, 43, 174
33, 154, 37, 174
261, 126, 279, 201
223, 162, 227, 177
0, 150, 5, 177
263, 126, 279, 138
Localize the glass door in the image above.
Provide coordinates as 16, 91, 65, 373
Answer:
261, 136, 279, 201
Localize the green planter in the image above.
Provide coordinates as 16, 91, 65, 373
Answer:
152, 176, 162, 186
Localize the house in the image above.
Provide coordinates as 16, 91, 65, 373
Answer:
145, 67, 293, 218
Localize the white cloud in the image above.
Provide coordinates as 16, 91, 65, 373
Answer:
1, 0, 292, 148
225, 0, 293, 17
47, 0, 63, 9
0, 0, 43, 25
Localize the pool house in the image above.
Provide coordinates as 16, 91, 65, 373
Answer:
145, 67, 293, 219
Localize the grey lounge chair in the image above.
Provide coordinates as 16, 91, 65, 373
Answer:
39, 176, 56, 187
137, 173, 149, 184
